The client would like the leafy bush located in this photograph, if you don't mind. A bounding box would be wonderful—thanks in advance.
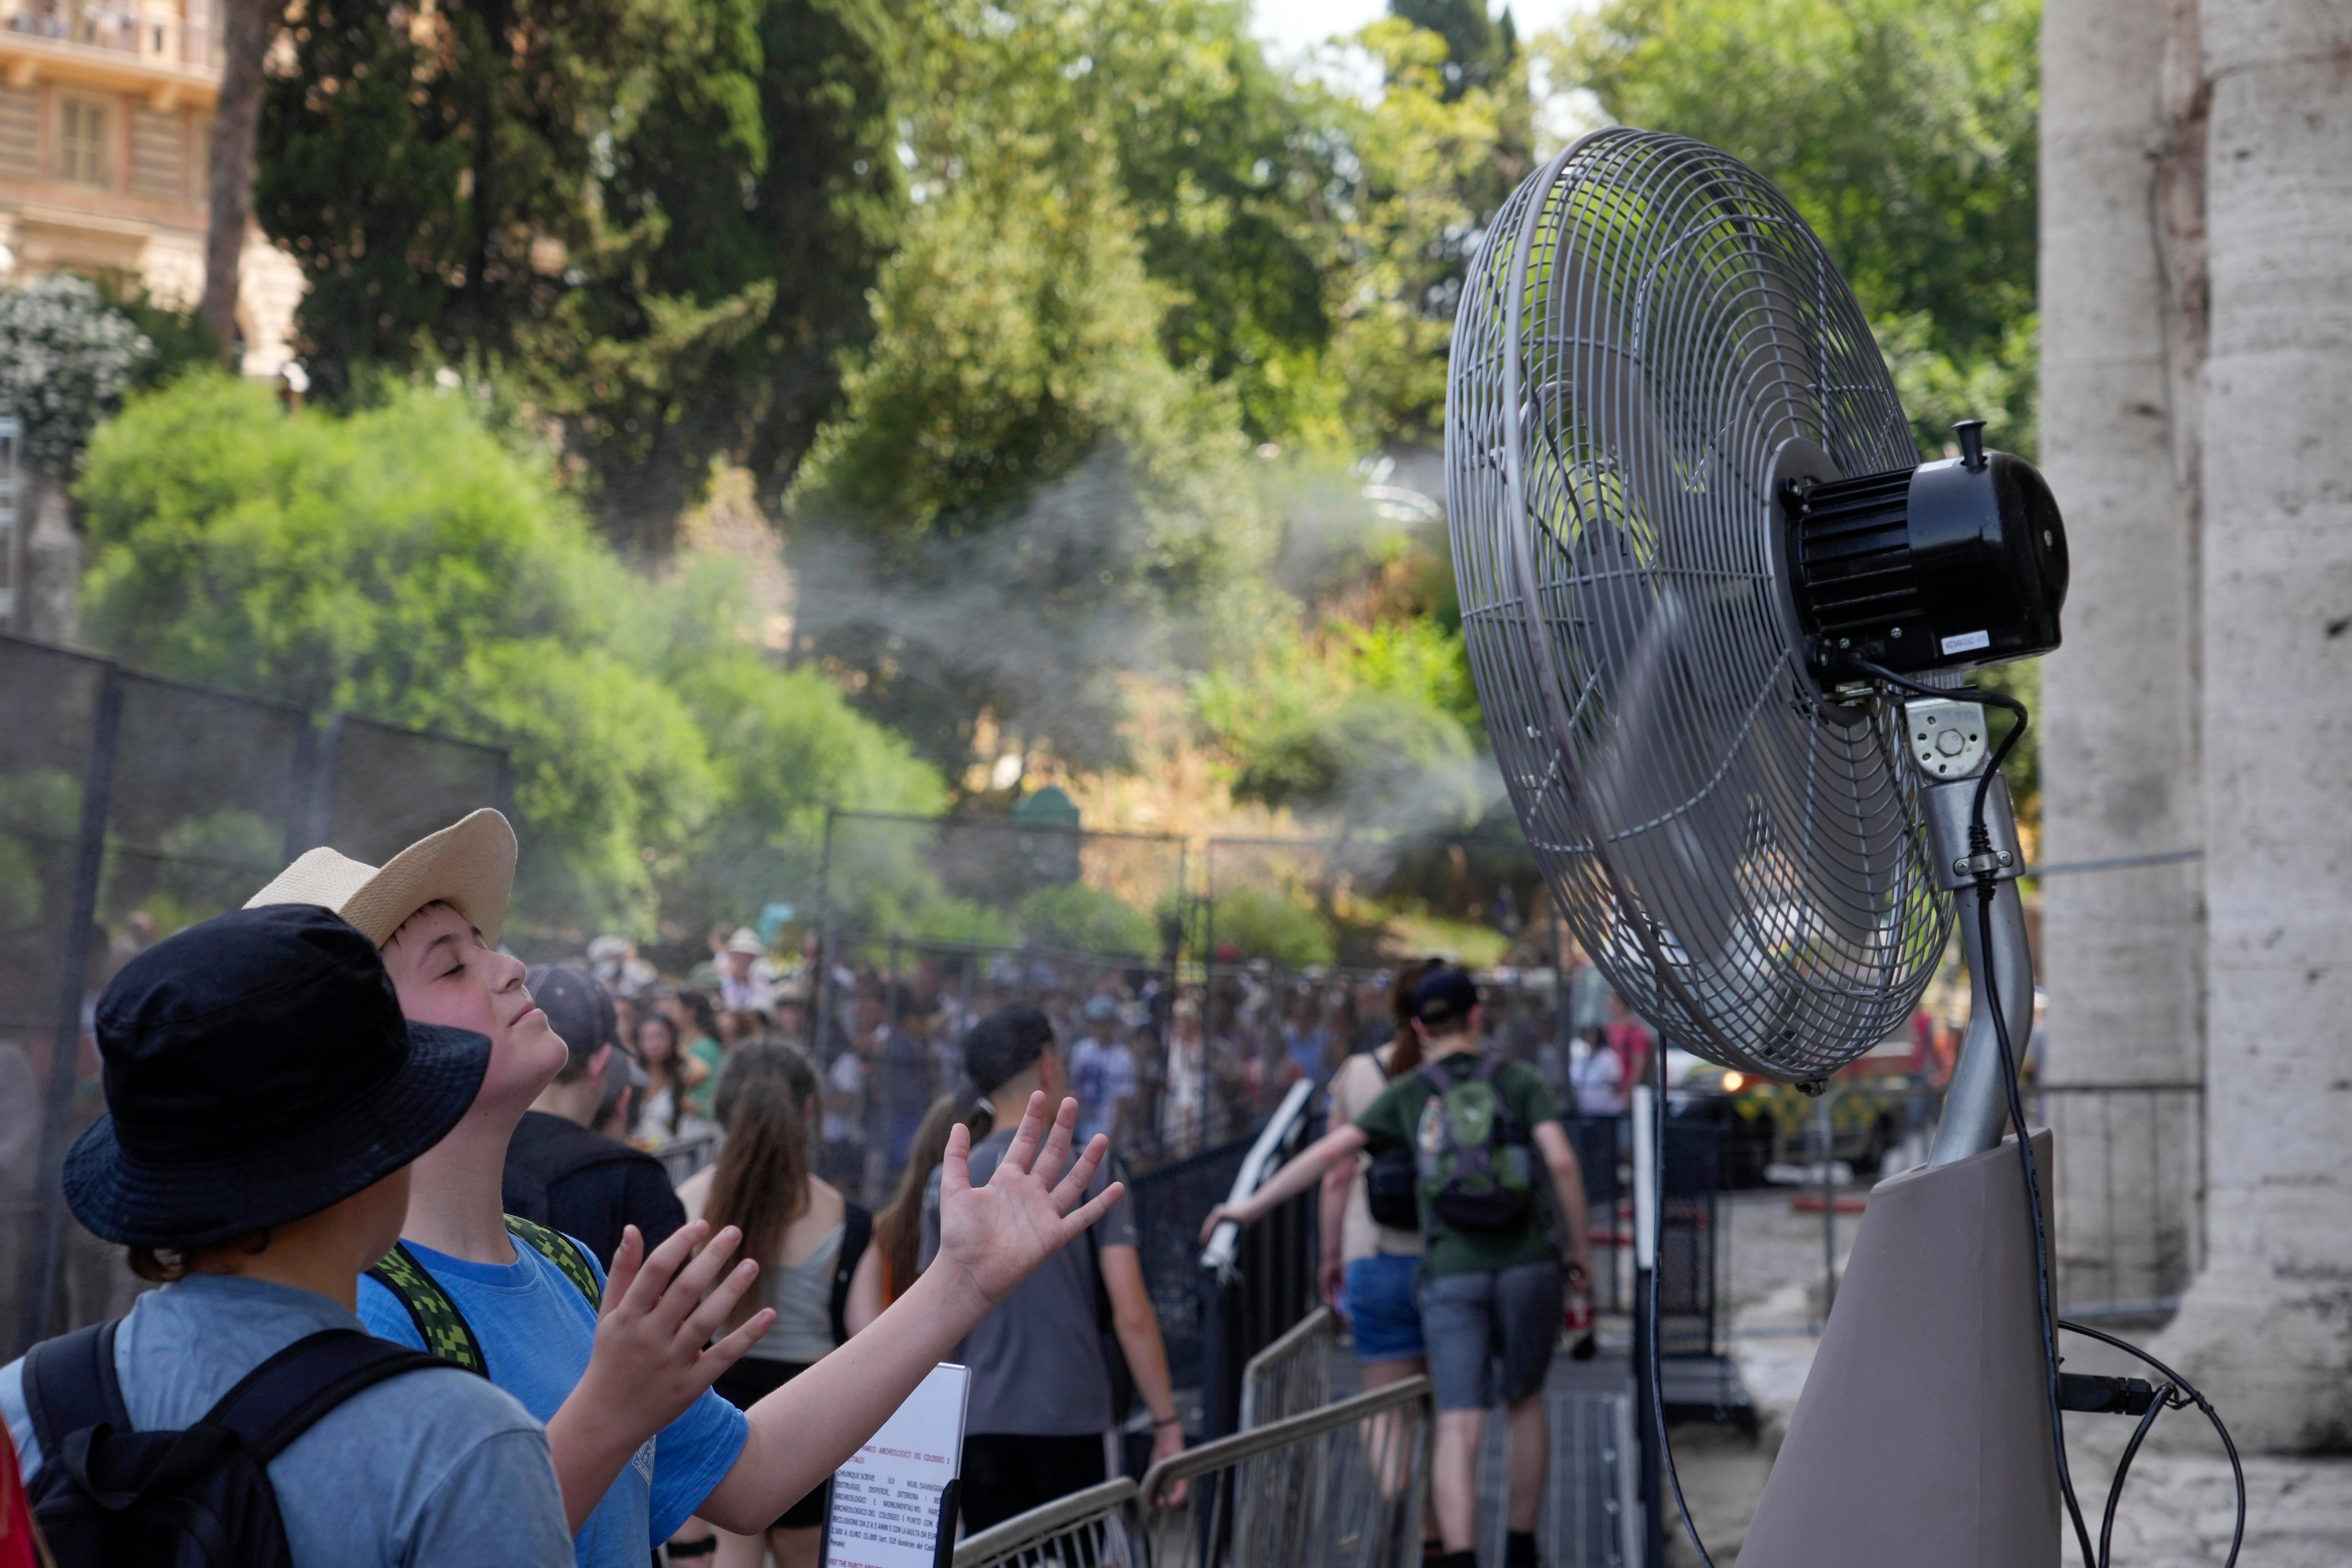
[1207,886,1336,968]
[77,373,947,937]
[1015,883,1159,958]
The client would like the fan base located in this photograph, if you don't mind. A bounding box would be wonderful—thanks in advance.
[1736,1130,2060,1568]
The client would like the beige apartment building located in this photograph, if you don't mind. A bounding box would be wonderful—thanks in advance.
[0,0,300,372]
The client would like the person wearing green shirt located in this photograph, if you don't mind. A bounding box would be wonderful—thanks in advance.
[1204,968,1592,1568]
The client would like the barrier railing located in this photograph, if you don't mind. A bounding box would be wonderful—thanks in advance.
[952,1478,1141,1568]
[1237,1304,1335,1430]
[1138,1376,1434,1568]
[1198,1078,1322,1435]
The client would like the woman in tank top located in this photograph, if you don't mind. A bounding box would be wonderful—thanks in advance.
[677,1041,882,1568]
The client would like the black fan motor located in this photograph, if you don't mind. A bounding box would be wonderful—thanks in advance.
[1781,420,2069,682]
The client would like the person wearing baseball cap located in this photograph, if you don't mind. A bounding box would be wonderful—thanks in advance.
[0,904,572,1566]
[1202,965,1595,1568]
[243,814,1129,1568]
[917,1006,1189,1534]
[501,964,686,1268]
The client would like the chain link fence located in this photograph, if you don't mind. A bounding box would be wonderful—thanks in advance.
[1,633,511,1356]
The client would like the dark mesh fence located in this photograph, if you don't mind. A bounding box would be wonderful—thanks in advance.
[1,634,511,1355]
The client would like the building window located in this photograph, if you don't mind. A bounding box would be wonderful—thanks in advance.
[54,94,112,188]
[190,112,211,204]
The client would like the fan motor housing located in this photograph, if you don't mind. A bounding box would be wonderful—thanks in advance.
[1782,421,2069,682]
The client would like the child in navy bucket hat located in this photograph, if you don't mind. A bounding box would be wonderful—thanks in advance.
[0,903,572,1566]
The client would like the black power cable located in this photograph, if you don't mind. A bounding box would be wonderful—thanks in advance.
[1851,659,2098,1563]
[1853,658,2248,1568]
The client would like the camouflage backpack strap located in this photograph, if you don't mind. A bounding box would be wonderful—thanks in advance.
[366,1242,489,1375]
[504,1214,603,1309]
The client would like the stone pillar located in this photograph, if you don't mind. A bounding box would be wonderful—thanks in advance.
[15,472,80,647]
[2154,0,2352,1452]
[2036,0,2204,1311]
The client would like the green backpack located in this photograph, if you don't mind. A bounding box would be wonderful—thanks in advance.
[367,1214,601,1375]
[1414,1056,1535,1232]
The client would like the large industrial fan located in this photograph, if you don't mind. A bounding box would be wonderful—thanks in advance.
[1445,129,2238,1568]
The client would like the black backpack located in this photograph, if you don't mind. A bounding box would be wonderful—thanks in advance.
[1364,1052,1423,1231]
[22,1320,446,1567]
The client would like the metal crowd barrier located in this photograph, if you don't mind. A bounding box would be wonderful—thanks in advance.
[1237,1304,1335,1430]
[952,1379,1435,1568]
[1140,1376,1433,1568]
[953,1478,1141,1568]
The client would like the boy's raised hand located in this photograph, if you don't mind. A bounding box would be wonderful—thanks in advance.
[547,1219,772,1531]
[932,1091,1122,1313]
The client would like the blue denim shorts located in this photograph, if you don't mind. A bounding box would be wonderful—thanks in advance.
[1342,1253,1426,1363]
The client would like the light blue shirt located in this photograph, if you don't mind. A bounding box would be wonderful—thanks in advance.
[2,1274,571,1568]
[357,1231,748,1566]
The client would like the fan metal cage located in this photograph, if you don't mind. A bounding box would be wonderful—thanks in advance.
[1447,129,1950,1083]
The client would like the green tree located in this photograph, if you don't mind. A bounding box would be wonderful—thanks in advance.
[1545,0,2040,455]
[75,373,943,935]
[1310,19,1532,449]
[255,0,904,554]
[784,3,1282,777]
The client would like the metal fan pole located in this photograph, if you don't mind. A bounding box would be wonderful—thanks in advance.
[1922,768,2037,1163]
[1739,712,2059,1568]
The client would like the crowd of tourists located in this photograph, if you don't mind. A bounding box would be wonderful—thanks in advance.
[0,806,1630,1568]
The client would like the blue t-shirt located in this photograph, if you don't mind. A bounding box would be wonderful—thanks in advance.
[357,1231,748,1566]
[2,1274,572,1568]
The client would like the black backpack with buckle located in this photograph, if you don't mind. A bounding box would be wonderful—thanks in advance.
[21,1320,446,1567]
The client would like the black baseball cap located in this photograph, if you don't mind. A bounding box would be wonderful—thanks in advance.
[63,904,491,1248]
[526,962,616,1075]
[963,1005,1056,1095]
[1413,967,1481,1030]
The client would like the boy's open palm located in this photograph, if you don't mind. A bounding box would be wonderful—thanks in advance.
[934,1093,1122,1310]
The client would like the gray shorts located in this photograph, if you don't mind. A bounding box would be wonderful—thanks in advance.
[1418,1259,1565,1411]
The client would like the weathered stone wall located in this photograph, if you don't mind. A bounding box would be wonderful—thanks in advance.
[2153,0,2352,1453]
[2037,0,2206,1310]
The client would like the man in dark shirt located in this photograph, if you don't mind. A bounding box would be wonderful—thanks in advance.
[501,964,685,1265]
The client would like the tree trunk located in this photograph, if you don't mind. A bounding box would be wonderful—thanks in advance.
[2154,0,2352,1451]
[198,0,280,364]
[2036,0,2206,1308]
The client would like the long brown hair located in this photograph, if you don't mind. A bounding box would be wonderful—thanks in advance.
[873,1092,993,1302]
[1387,958,1445,1077]
[702,1042,822,1325]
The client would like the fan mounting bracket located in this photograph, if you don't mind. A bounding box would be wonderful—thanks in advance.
[1904,698,1989,781]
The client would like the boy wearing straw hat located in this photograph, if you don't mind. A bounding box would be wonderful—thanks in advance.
[246,812,1122,1567]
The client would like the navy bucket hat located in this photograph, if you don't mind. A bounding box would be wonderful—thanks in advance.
[63,903,491,1249]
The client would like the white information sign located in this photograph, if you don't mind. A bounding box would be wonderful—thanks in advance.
[821,1362,971,1568]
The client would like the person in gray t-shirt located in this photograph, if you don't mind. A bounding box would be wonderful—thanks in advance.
[3,1274,567,1567]
[921,1005,1185,1534]
[2,904,572,1566]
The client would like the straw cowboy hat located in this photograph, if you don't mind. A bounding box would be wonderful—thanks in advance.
[244,808,518,946]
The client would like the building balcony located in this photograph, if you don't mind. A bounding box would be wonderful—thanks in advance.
[0,2,221,98]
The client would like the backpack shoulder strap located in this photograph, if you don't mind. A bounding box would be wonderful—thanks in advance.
[22,1321,127,1459]
[504,1215,602,1310]
[1415,1060,1453,1093]
[1475,1054,1531,1139]
[829,1203,873,1348]
[366,1242,489,1376]
[201,1329,448,1463]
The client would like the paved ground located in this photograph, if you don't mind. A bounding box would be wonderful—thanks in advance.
[1672,1185,2352,1568]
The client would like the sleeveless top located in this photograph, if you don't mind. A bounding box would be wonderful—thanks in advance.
[743,1224,843,1364]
